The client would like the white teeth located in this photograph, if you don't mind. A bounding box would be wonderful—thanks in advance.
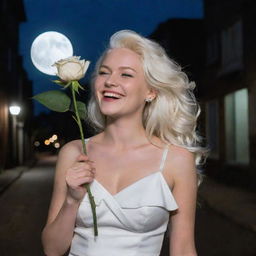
[103,92,121,99]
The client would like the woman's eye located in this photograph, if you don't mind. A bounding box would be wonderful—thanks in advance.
[98,71,108,75]
[121,73,133,77]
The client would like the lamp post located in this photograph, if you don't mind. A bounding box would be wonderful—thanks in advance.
[9,105,21,165]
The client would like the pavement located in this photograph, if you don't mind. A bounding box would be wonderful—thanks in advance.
[198,177,256,233]
[0,157,255,234]
[0,166,26,195]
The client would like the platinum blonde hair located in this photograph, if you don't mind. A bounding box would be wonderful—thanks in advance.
[87,30,207,177]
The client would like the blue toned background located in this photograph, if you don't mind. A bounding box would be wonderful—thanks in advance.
[19,0,203,115]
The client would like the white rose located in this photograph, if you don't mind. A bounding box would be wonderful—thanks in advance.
[53,56,90,82]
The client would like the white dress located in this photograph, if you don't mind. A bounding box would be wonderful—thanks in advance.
[69,140,178,256]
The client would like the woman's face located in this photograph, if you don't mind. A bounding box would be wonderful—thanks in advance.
[94,47,155,119]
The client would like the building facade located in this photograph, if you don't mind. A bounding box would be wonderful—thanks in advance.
[150,18,205,84]
[0,0,33,170]
[201,0,256,189]
[149,6,256,189]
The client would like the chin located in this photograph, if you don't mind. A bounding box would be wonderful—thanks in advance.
[100,110,121,119]
[98,101,123,116]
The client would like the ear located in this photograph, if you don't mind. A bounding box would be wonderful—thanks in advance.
[146,88,157,100]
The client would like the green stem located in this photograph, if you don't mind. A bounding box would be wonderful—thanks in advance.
[71,82,98,236]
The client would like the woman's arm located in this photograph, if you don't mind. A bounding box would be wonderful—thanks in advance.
[167,146,198,256]
[41,141,95,256]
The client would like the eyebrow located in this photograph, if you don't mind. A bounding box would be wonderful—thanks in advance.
[100,65,137,73]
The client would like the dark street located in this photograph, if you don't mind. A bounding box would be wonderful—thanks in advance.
[1,1,256,255]
[0,155,55,256]
[195,203,256,256]
[0,155,255,256]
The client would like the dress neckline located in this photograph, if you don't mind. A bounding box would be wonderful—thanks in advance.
[85,138,169,197]
[94,171,171,197]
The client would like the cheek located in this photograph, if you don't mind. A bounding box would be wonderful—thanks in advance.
[136,77,151,94]
[95,91,101,105]
[136,84,151,100]
[93,80,102,101]
[94,78,100,90]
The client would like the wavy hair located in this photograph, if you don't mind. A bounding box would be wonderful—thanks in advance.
[87,30,207,177]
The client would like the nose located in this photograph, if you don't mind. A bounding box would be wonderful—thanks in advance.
[105,73,118,87]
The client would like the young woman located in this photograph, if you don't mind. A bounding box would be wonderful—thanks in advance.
[42,30,205,256]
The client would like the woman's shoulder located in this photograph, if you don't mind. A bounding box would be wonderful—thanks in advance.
[57,139,86,163]
[59,134,101,155]
[168,144,195,163]
[165,145,196,177]
[60,139,82,153]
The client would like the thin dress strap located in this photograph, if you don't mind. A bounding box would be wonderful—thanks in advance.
[159,145,169,172]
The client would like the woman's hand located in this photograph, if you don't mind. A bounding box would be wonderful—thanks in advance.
[65,154,95,202]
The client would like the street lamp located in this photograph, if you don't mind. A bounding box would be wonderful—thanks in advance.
[9,105,21,165]
[9,105,21,116]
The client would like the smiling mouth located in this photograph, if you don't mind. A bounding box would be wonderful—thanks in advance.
[102,91,124,100]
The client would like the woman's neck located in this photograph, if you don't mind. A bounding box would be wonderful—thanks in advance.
[99,115,149,150]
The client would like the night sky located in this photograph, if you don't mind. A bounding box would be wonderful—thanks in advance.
[19,0,203,115]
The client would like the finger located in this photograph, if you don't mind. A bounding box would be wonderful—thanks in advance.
[91,167,96,174]
[72,161,95,171]
[73,163,96,174]
[74,169,95,179]
[66,174,94,188]
[74,176,94,186]
[77,155,95,166]
[77,154,90,162]
[71,165,95,175]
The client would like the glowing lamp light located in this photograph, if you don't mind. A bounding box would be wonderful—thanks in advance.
[34,141,40,147]
[44,139,50,146]
[9,106,21,115]
[52,134,58,141]
[54,142,60,149]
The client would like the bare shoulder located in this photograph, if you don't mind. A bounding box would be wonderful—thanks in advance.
[164,144,196,186]
[59,139,82,155]
[56,140,83,169]
[168,145,195,167]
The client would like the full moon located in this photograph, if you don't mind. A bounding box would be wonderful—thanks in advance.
[30,31,73,75]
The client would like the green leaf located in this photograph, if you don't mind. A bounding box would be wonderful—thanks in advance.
[33,90,71,112]
[76,101,87,120]
[78,83,85,91]
[52,80,67,86]
[63,81,72,89]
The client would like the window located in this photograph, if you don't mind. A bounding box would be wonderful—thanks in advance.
[220,19,243,75]
[224,88,249,164]
[206,100,219,159]
[206,33,219,65]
